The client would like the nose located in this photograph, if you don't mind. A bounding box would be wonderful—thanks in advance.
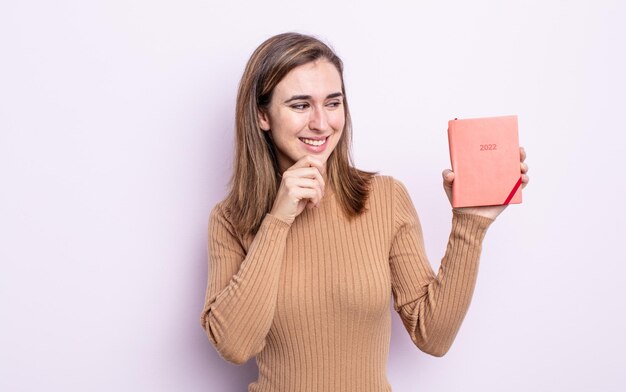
[308,105,330,132]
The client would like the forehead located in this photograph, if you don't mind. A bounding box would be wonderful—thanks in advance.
[273,59,342,98]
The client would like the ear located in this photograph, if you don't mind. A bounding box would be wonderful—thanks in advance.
[257,109,271,131]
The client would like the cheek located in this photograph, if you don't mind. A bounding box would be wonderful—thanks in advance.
[276,112,307,133]
[330,113,345,131]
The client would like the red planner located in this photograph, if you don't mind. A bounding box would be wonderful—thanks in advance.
[447,115,523,208]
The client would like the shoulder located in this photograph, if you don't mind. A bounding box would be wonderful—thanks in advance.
[366,175,415,219]
[368,174,410,199]
[368,174,392,192]
[370,175,416,213]
[208,200,239,238]
[366,175,417,230]
[209,199,227,221]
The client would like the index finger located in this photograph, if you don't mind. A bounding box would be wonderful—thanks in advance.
[291,155,326,176]
[520,146,526,162]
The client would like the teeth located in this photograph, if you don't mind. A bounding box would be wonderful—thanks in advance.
[301,137,327,146]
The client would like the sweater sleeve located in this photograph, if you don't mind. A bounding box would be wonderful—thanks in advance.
[200,203,291,365]
[389,178,494,357]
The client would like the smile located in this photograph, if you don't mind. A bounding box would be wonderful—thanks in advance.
[299,136,328,146]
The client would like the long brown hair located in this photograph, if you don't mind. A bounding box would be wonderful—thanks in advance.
[223,32,377,236]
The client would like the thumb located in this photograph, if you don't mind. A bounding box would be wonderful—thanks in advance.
[442,169,454,184]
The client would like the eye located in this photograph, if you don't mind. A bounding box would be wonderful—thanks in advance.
[326,100,342,109]
[290,102,309,110]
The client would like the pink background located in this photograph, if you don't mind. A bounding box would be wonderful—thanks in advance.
[1,0,624,390]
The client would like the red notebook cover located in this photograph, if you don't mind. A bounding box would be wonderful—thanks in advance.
[447,115,523,208]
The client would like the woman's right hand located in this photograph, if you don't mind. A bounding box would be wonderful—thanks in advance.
[269,155,326,225]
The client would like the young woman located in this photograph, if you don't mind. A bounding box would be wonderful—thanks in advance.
[200,32,530,391]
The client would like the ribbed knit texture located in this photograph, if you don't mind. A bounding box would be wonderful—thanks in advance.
[200,175,494,392]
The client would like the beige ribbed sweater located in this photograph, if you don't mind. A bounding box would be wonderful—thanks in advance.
[200,175,494,391]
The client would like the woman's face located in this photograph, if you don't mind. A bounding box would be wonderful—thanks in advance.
[258,59,345,174]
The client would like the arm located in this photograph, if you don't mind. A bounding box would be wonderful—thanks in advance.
[200,203,291,364]
[389,178,494,357]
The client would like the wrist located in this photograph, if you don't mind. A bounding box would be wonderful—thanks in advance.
[267,211,293,226]
[452,207,499,220]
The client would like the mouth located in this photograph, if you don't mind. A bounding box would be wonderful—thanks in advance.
[299,136,329,147]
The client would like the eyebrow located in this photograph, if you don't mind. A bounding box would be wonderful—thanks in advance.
[284,92,343,103]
